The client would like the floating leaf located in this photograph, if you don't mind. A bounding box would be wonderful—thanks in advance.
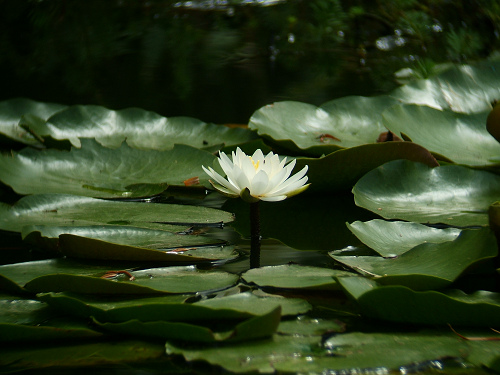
[353,160,500,226]
[248,96,397,156]
[0,139,219,197]
[293,141,438,192]
[347,220,462,257]
[26,266,240,295]
[30,104,257,149]
[0,194,234,233]
[391,59,500,113]
[38,291,310,323]
[242,264,356,291]
[93,306,281,343]
[331,228,497,290]
[338,277,500,326]
[0,296,101,343]
[165,329,467,374]
[382,105,500,166]
[0,98,67,147]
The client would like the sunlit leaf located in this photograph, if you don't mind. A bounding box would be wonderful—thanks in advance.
[0,98,66,147]
[347,220,462,257]
[353,160,500,226]
[331,228,497,290]
[391,59,500,113]
[0,139,219,197]
[0,194,234,233]
[382,105,500,166]
[248,96,397,156]
[32,104,257,149]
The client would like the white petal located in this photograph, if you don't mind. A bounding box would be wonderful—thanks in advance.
[268,166,308,195]
[260,195,287,202]
[249,170,270,196]
[203,166,239,193]
[252,149,265,162]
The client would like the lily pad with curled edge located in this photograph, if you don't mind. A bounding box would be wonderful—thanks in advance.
[25,266,240,295]
[337,276,500,327]
[0,296,102,343]
[353,160,500,226]
[382,105,500,166]
[0,139,219,198]
[37,291,310,323]
[241,264,356,291]
[165,328,467,374]
[248,96,398,156]
[92,306,281,343]
[0,98,67,147]
[347,220,462,258]
[330,227,497,290]
[0,194,234,233]
[35,104,257,150]
[390,58,500,114]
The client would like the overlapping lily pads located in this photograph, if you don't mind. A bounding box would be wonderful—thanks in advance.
[33,104,257,150]
[382,105,500,166]
[0,98,67,147]
[347,220,462,257]
[353,160,500,226]
[338,277,500,326]
[0,194,234,233]
[0,139,221,197]
[331,227,497,290]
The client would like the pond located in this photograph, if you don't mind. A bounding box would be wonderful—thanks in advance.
[1,0,500,374]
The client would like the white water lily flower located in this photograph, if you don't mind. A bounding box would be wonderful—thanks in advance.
[202,148,309,202]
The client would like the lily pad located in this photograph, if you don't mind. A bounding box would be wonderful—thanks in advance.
[382,105,500,166]
[0,139,219,198]
[37,291,310,323]
[93,306,281,343]
[165,329,467,374]
[36,104,257,149]
[347,220,462,257]
[0,296,102,343]
[0,194,234,233]
[353,160,500,226]
[331,228,497,290]
[338,276,500,326]
[248,96,397,156]
[0,98,67,147]
[391,59,500,113]
[293,141,438,192]
[25,266,240,294]
[242,264,356,290]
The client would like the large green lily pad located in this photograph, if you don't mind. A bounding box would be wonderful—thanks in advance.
[93,306,281,343]
[382,105,500,166]
[34,104,257,150]
[0,194,234,233]
[353,160,500,226]
[0,139,219,198]
[248,96,397,156]
[37,291,310,323]
[338,276,500,326]
[347,220,462,257]
[25,266,240,294]
[0,98,67,147]
[331,228,497,290]
[242,264,356,290]
[165,329,467,374]
[391,59,500,113]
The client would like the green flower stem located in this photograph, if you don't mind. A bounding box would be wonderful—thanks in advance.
[249,201,261,269]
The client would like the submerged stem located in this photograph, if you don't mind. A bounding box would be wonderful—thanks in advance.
[249,201,261,269]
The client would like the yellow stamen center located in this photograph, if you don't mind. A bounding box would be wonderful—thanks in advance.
[250,157,260,170]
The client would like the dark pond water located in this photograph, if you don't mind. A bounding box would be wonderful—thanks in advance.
[1,1,499,374]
